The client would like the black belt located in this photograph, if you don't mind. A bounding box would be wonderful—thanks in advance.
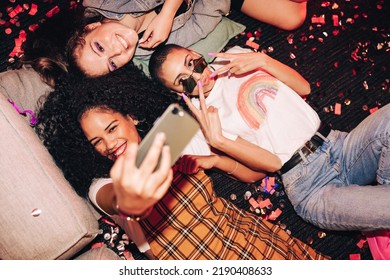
[280,124,332,174]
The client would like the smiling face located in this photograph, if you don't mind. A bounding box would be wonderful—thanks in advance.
[80,108,141,161]
[74,21,139,77]
[159,48,215,97]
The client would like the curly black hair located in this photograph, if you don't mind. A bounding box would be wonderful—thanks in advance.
[35,62,179,197]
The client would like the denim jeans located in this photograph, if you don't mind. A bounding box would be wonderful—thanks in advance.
[282,103,390,231]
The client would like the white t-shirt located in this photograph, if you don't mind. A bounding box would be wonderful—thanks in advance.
[182,46,321,164]
[89,178,151,254]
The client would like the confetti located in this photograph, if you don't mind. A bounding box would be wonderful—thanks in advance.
[334,102,342,115]
[245,39,259,50]
[349,254,361,260]
[31,208,42,217]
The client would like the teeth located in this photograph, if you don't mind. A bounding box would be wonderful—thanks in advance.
[116,35,128,49]
[114,143,126,157]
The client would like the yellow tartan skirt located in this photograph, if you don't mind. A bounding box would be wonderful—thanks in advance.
[141,171,329,260]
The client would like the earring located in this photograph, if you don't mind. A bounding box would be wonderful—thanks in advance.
[133,119,139,125]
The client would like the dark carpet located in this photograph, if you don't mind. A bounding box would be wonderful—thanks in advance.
[1,0,389,260]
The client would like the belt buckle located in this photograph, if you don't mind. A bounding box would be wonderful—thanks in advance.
[303,142,315,154]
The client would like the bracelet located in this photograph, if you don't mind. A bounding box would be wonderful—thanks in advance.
[114,200,153,222]
[227,161,239,175]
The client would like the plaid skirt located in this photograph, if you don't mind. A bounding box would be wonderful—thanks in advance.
[141,171,329,260]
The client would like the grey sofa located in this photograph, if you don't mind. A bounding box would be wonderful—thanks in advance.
[0,67,120,260]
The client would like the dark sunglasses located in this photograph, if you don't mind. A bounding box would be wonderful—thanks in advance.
[179,56,208,94]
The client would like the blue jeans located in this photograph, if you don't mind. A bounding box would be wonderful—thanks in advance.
[282,103,390,231]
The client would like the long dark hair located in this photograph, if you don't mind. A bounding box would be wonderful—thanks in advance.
[35,62,178,197]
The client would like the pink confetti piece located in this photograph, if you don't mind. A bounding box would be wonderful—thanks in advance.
[245,39,259,50]
[267,208,282,221]
[311,15,325,25]
[45,6,60,18]
[259,198,272,209]
[249,197,259,209]
[334,103,342,115]
[356,238,367,249]
[8,5,23,18]
[29,23,39,32]
[7,99,37,126]
[332,15,339,26]
[369,107,378,114]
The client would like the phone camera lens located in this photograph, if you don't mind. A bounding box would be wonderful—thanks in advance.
[172,107,179,115]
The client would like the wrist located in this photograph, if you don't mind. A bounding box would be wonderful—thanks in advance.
[227,160,239,175]
[113,198,153,222]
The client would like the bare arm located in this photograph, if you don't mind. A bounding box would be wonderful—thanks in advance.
[209,51,311,96]
[164,0,230,47]
[176,153,267,183]
[240,0,307,30]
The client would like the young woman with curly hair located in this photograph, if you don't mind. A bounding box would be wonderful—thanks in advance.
[36,61,328,260]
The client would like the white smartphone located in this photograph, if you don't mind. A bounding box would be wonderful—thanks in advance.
[135,103,200,168]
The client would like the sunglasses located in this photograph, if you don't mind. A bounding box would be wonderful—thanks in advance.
[179,56,208,94]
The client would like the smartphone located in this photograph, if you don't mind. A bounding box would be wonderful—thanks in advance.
[135,103,200,168]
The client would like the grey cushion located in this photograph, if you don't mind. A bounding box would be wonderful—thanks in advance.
[0,68,102,259]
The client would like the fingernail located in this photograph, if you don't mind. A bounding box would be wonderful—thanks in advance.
[210,72,217,78]
[208,52,215,56]
[197,80,203,89]
[156,132,166,140]
[181,93,187,100]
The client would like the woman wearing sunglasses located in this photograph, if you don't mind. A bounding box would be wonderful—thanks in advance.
[149,44,390,233]
[36,62,328,260]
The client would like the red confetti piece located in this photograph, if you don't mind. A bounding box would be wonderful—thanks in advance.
[349,253,361,260]
[332,15,339,26]
[8,5,23,18]
[46,6,60,18]
[311,15,325,25]
[19,30,27,40]
[334,103,342,115]
[28,23,39,32]
[369,107,379,114]
[249,197,259,209]
[5,28,12,35]
[28,3,38,16]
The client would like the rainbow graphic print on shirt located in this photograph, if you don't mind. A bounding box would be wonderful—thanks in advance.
[237,73,279,129]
